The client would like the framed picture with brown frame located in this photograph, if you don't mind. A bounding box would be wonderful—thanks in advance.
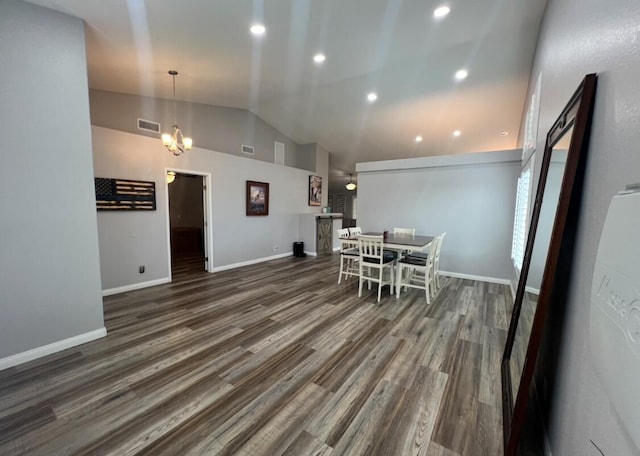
[246,180,269,216]
[309,175,322,206]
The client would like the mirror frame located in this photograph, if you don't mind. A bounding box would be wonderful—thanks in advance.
[501,73,597,455]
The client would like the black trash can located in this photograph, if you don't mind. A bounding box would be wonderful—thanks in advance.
[293,241,306,257]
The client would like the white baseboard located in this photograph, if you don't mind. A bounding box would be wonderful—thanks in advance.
[102,277,171,296]
[440,270,512,286]
[212,251,294,272]
[525,285,541,295]
[332,247,340,252]
[0,327,107,371]
[304,251,318,257]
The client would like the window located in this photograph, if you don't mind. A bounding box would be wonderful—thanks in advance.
[511,158,534,271]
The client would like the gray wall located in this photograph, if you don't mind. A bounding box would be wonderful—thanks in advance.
[0,1,104,358]
[357,154,520,281]
[296,143,318,172]
[527,0,640,454]
[527,158,565,291]
[93,126,326,291]
[90,89,307,169]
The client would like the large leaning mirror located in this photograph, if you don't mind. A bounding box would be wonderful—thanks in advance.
[501,73,597,455]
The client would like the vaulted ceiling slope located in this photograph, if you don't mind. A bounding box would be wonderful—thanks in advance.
[26,0,547,178]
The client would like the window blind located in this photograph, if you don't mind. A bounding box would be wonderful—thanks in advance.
[511,167,532,270]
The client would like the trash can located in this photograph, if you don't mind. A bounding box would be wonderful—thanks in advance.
[293,241,306,257]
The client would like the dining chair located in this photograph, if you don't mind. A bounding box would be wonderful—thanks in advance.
[357,234,396,302]
[349,226,362,236]
[433,231,446,290]
[406,232,445,292]
[393,227,415,235]
[395,238,437,303]
[392,227,416,254]
[337,228,359,284]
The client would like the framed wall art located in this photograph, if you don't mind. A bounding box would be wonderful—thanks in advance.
[309,175,322,206]
[246,180,269,216]
[94,177,156,211]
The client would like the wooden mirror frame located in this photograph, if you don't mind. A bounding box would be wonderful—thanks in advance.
[501,74,597,455]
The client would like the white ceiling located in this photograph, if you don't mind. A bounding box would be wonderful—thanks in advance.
[26,0,547,187]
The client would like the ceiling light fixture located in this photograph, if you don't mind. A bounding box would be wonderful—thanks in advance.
[161,70,192,156]
[454,69,468,81]
[313,53,326,63]
[166,171,176,184]
[250,23,266,36]
[433,5,450,18]
[367,92,378,102]
[345,173,357,191]
[453,130,462,137]
[500,131,509,137]
[415,135,423,143]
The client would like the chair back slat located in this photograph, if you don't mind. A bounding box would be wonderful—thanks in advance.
[357,234,384,264]
[393,227,415,235]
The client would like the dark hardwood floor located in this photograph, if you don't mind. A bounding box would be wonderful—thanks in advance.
[0,254,510,455]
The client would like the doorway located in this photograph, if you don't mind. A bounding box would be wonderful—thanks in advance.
[167,171,209,276]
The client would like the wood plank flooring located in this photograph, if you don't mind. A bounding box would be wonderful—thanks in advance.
[0,254,509,455]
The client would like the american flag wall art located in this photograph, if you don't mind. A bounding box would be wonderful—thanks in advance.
[94,177,156,211]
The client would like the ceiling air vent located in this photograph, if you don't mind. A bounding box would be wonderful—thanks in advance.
[137,118,161,134]
[241,144,255,155]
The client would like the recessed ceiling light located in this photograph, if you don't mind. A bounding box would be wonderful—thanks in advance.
[454,69,468,81]
[367,92,378,102]
[313,53,326,64]
[453,130,461,137]
[433,5,450,18]
[500,131,509,137]
[415,135,423,143]
[250,24,266,36]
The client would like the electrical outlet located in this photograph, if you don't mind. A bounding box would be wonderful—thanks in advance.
[273,244,278,251]
[139,265,145,274]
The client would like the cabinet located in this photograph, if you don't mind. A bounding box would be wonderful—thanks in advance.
[298,213,343,256]
[316,217,333,254]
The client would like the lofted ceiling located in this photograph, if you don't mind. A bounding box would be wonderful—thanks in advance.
[26,0,547,189]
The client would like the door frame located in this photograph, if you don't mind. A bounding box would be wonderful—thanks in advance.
[164,167,214,278]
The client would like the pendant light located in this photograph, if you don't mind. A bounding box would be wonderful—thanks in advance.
[161,70,192,156]
[345,173,357,191]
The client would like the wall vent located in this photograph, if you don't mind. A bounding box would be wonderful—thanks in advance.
[241,144,255,155]
[137,118,161,134]
[274,142,285,165]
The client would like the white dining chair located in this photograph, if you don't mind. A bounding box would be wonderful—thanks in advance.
[395,238,437,303]
[392,227,416,254]
[406,232,445,290]
[357,234,396,302]
[393,227,415,235]
[337,228,359,284]
[349,226,362,236]
[433,232,446,290]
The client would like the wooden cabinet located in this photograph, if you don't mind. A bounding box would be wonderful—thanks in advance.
[316,217,333,254]
[298,213,343,256]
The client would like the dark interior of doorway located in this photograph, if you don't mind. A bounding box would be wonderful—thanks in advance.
[168,172,206,276]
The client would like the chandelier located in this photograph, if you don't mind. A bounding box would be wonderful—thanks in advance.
[345,173,357,191]
[161,70,192,156]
